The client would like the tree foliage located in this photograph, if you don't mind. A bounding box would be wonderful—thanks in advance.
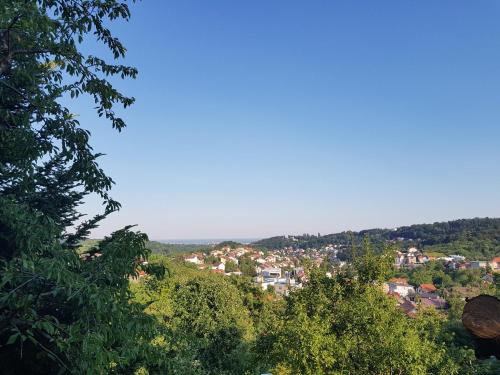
[1,1,499,374]
[131,260,258,374]
[260,257,461,375]
[0,1,161,373]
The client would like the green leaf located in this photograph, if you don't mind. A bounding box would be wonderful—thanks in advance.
[7,333,20,345]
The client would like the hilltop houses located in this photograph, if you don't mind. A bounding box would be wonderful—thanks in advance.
[177,238,497,310]
[394,246,500,276]
[444,256,500,272]
[394,248,430,269]
[178,242,327,294]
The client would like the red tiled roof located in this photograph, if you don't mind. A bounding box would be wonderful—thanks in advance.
[419,283,437,292]
[491,257,500,263]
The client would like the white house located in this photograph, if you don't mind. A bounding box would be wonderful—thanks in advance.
[262,267,281,278]
[185,255,203,265]
[408,247,418,253]
[211,262,225,271]
[385,279,415,297]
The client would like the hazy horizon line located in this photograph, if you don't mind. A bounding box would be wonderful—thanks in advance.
[149,216,499,244]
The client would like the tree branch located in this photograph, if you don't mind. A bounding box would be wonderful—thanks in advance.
[6,14,23,32]
[12,48,52,56]
[0,79,26,98]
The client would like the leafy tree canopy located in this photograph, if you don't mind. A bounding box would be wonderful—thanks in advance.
[0,1,162,373]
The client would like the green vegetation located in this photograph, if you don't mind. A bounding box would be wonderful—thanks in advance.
[76,239,101,254]
[78,239,209,256]
[393,260,495,292]
[129,249,499,374]
[138,241,208,256]
[238,255,257,277]
[267,275,457,374]
[254,218,500,260]
[0,1,162,373]
[133,262,255,374]
[214,241,244,249]
[1,1,498,373]
[225,260,238,272]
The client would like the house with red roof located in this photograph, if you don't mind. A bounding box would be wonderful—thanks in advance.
[418,283,437,293]
[490,257,500,272]
[417,283,439,299]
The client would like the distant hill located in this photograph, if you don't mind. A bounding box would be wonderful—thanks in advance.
[146,241,209,255]
[253,218,500,260]
[214,241,244,249]
[78,239,209,256]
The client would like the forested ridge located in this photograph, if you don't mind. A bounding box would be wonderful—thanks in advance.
[254,218,500,260]
[78,239,208,256]
[1,1,499,374]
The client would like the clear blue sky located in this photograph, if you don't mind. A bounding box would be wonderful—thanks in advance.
[77,0,500,240]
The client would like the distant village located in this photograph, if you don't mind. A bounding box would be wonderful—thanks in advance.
[183,244,316,296]
[388,248,499,316]
[180,242,500,315]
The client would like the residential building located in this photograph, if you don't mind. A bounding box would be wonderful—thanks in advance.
[262,267,281,278]
[184,254,203,265]
[385,278,415,298]
[417,283,437,294]
[469,261,487,269]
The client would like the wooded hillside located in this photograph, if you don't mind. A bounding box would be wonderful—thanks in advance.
[254,218,500,260]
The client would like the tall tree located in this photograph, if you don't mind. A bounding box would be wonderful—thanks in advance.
[0,1,156,373]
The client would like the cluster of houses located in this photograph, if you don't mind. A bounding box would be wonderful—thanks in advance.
[389,250,500,316]
[444,256,500,272]
[181,242,499,300]
[395,248,500,273]
[184,250,240,274]
[394,247,431,268]
[253,267,305,296]
[182,244,339,295]
[383,278,448,316]
[184,245,254,275]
